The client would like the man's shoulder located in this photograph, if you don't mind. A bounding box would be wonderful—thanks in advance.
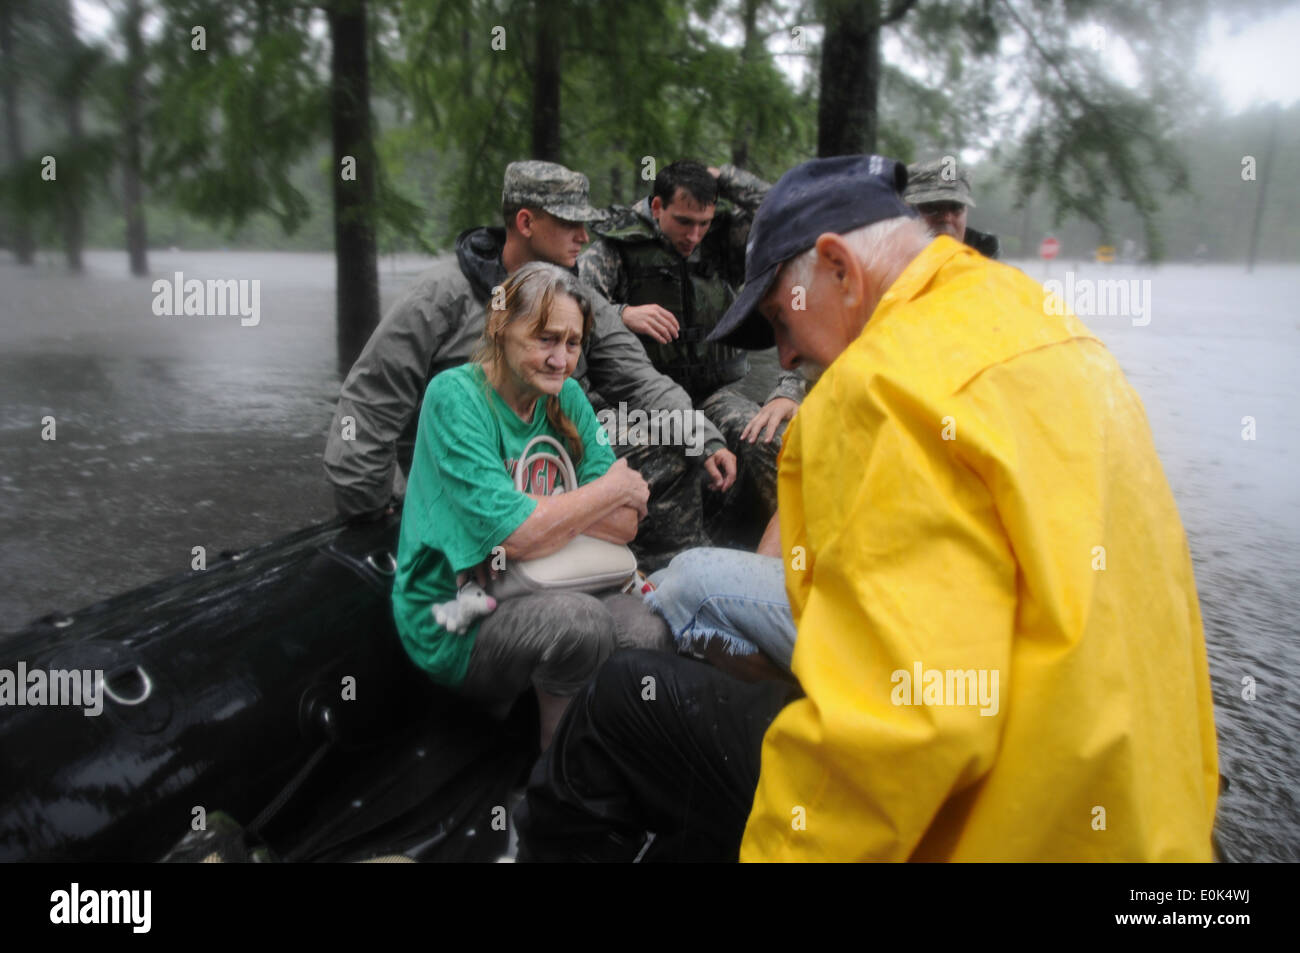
[590,203,656,243]
[402,254,473,300]
[375,253,477,332]
[863,246,1097,392]
[578,236,628,297]
[578,237,622,265]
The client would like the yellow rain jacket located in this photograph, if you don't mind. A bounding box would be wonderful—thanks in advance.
[741,237,1218,861]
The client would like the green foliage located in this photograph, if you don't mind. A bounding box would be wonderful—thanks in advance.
[6,0,1298,267]
[147,1,328,233]
[0,0,114,235]
[384,0,817,239]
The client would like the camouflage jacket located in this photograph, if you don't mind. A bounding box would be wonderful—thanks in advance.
[579,164,806,407]
[323,226,726,519]
[965,226,1000,259]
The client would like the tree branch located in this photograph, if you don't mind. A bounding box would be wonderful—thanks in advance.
[880,0,919,27]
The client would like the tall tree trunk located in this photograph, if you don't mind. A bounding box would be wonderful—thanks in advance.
[54,0,84,272]
[817,0,879,156]
[731,0,761,168]
[1245,108,1278,274]
[531,0,561,161]
[121,0,148,276]
[327,0,381,374]
[1,0,35,264]
[608,162,622,206]
[1019,194,1034,259]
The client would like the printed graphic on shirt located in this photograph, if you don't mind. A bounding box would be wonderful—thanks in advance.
[506,456,569,495]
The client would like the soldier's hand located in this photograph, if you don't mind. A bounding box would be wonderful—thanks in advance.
[622,304,680,344]
[703,448,737,493]
[741,397,797,444]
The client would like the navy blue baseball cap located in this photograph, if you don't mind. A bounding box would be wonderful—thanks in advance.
[708,154,916,350]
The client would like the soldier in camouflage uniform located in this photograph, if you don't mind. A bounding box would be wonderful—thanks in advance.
[324,161,732,574]
[580,160,805,557]
[903,158,1000,258]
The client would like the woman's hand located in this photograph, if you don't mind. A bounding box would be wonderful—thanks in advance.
[460,561,501,591]
[502,459,649,559]
[601,458,651,519]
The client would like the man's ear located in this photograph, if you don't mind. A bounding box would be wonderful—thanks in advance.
[649,195,664,217]
[515,208,536,237]
[813,233,865,309]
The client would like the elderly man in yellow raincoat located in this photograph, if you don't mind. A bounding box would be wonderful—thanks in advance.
[715,155,1219,861]
[514,155,1219,863]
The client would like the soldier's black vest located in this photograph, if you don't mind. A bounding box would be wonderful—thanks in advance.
[598,207,749,401]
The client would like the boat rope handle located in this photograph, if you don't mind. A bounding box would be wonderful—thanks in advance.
[103,665,153,707]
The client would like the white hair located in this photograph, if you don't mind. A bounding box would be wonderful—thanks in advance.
[780,215,932,291]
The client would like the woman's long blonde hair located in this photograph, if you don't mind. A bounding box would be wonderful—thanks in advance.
[474,261,596,465]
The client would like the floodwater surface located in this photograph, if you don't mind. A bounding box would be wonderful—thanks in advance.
[1,250,1297,860]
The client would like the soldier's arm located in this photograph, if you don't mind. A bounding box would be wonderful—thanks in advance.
[577,240,625,305]
[713,164,772,286]
[716,163,771,215]
[323,286,450,519]
[765,369,807,406]
[581,288,726,456]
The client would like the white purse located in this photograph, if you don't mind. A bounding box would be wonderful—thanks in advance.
[487,435,638,600]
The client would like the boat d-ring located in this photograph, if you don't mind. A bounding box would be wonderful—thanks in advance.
[365,550,396,575]
[103,665,154,707]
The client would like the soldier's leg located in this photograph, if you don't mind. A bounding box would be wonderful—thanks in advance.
[611,438,711,575]
[697,387,784,549]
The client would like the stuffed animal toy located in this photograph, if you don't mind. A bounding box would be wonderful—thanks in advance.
[432,581,498,634]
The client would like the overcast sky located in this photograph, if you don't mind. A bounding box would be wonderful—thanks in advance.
[1200,7,1300,110]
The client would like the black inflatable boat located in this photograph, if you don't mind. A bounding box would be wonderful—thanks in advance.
[0,512,537,862]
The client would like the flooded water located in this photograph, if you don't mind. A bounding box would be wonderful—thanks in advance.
[1,250,1297,861]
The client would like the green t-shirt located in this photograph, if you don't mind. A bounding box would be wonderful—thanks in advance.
[391,363,617,687]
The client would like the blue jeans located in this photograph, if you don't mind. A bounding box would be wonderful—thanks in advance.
[645,547,796,671]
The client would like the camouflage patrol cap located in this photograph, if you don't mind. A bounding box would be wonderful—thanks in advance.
[502,160,605,223]
[902,157,976,208]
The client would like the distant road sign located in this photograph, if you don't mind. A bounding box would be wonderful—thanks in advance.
[1039,237,1061,260]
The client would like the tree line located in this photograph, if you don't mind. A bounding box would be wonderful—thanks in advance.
[1,0,1289,370]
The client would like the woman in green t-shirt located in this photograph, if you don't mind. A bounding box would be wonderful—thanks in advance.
[392,261,662,750]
